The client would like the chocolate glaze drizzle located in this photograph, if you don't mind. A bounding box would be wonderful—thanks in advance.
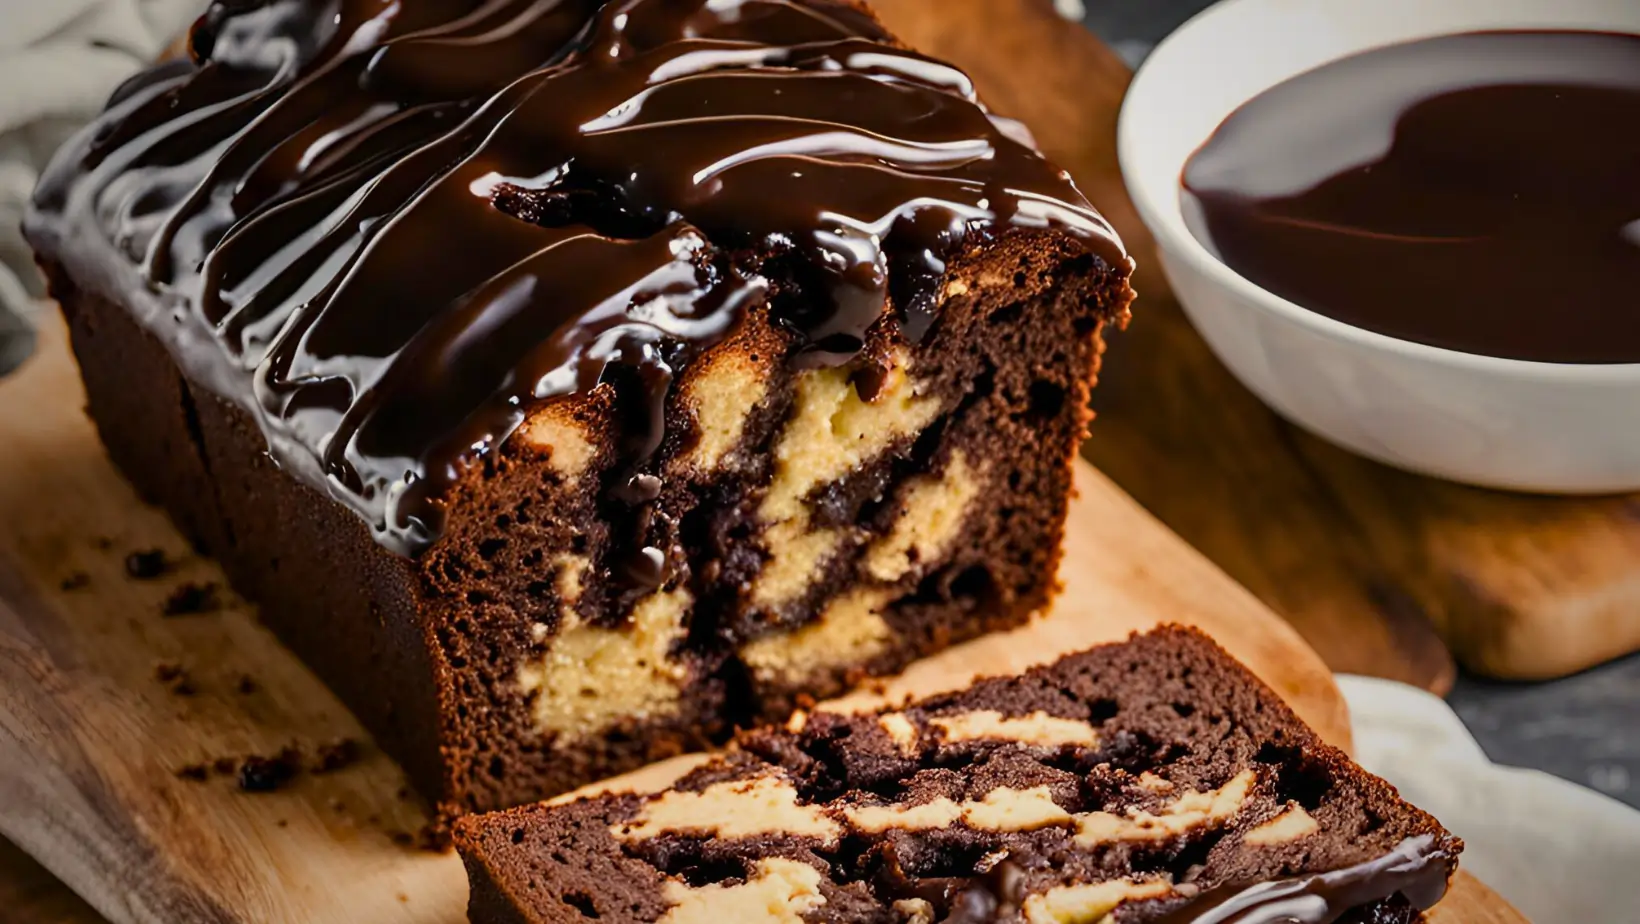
[875,835,1451,923]
[1153,836,1455,924]
[27,0,1127,565]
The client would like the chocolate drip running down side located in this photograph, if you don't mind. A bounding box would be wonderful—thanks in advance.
[27,0,1129,581]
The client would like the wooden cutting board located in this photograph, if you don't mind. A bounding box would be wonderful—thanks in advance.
[0,313,1525,923]
[0,0,1519,921]
[0,309,1353,924]
[898,0,1640,688]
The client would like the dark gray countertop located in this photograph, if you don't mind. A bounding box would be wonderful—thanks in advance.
[1078,0,1640,810]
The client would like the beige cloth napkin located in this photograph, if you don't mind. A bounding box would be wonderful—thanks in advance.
[0,0,199,374]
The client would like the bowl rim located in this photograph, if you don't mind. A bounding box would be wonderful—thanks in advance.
[1116,0,1640,381]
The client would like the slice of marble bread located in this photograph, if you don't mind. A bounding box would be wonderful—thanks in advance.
[454,627,1462,923]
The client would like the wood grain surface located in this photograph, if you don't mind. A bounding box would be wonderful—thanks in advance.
[0,0,1524,921]
[899,0,1640,688]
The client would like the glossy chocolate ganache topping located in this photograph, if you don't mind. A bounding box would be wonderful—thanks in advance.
[27,0,1127,557]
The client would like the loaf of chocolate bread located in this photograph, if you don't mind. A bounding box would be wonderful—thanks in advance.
[24,0,1134,824]
[456,627,1461,923]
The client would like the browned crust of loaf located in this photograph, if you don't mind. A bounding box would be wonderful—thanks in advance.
[43,260,725,820]
[45,260,450,804]
[462,852,535,924]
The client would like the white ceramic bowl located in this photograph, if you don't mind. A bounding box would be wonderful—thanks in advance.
[1118,0,1640,494]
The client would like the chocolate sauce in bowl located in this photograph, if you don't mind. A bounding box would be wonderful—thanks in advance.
[1182,30,1640,364]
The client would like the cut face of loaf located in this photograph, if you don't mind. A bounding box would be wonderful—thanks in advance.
[25,0,1134,824]
[427,231,1124,809]
[455,628,1463,924]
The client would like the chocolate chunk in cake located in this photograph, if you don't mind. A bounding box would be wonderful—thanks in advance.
[237,748,302,793]
[455,628,1461,923]
[152,661,196,696]
[25,0,1133,823]
[122,549,168,580]
[161,581,221,616]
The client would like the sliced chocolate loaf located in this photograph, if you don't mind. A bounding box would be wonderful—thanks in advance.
[456,627,1461,923]
[23,0,1134,822]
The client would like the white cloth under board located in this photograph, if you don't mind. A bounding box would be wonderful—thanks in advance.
[1342,674,1640,923]
[0,0,200,373]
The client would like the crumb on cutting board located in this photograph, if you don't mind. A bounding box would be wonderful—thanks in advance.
[162,581,220,616]
[312,737,361,774]
[152,662,195,696]
[123,548,168,579]
[237,748,302,793]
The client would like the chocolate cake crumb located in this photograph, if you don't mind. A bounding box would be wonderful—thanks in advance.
[175,763,209,782]
[153,662,195,696]
[123,548,168,579]
[391,831,415,847]
[414,824,445,852]
[212,757,238,776]
[312,738,361,774]
[58,571,90,591]
[237,748,301,793]
[162,581,220,616]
